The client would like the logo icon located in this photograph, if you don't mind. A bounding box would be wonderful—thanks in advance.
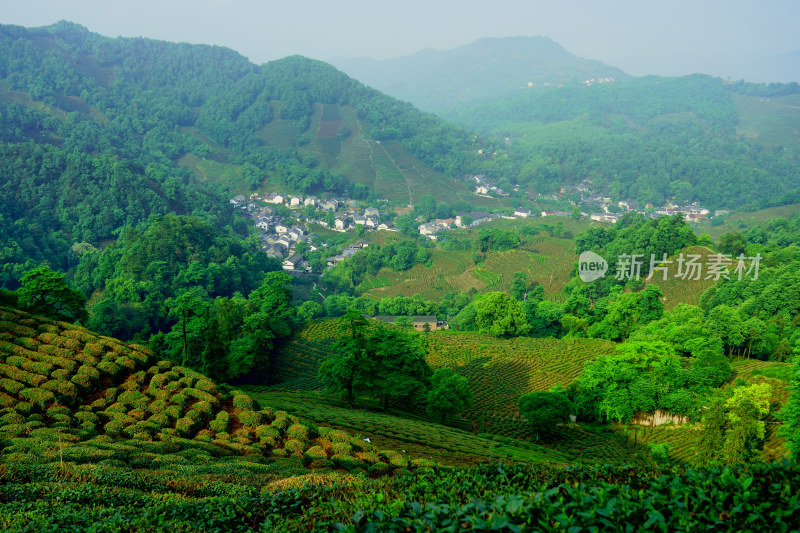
[578,251,608,282]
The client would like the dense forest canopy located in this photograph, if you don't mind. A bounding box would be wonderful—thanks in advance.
[442,75,800,210]
[0,21,491,284]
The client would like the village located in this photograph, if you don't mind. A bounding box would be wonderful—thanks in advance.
[470,175,720,225]
[230,177,720,275]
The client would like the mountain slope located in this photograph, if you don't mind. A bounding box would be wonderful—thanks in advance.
[331,36,631,111]
[0,21,494,281]
[0,306,431,474]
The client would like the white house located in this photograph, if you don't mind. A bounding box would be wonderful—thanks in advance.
[514,208,532,218]
[275,223,289,234]
[364,207,379,218]
[289,196,302,207]
[256,220,270,231]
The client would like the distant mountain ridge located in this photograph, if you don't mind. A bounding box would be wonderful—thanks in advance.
[330,36,631,111]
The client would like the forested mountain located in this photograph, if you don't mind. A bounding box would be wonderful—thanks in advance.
[0,21,494,285]
[331,36,630,112]
[442,75,800,211]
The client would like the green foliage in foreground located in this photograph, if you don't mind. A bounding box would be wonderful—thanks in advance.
[1,461,799,531]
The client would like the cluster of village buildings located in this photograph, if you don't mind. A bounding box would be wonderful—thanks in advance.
[229,192,390,274]
[535,180,719,224]
[230,177,720,272]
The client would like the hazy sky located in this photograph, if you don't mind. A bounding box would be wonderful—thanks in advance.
[3,0,799,81]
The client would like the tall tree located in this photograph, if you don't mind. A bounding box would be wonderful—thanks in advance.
[427,367,473,424]
[474,291,531,337]
[15,265,87,323]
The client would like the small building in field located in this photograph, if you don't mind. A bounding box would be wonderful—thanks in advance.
[372,315,448,331]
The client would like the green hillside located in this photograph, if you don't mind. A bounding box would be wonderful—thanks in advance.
[441,75,800,212]
[0,307,432,475]
[266,319,651,464]
[0,21,492,279]
[359,218,588,302]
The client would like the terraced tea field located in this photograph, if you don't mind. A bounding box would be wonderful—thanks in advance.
[647,246,719,310]
[359,231,578,301]
[426,333,616,439]
[242,389,572,467]
[0,308,428,476]
[270,321,630,459]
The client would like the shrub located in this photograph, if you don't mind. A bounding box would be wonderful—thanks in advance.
[115,356,137,371]
[183,387,218,405]
[255,424,279,439]
[46,405,71,416]
[36,332,58,343]
[128,409,147,421]
[175,417,197,437]
[209,411,229,433]
[233,428,254,444]
[7,355,53,375]
[237,410,263,427]
[147,413,172,428]
[356,451,381,465]
[304,445,328,462]
[170,393,189,408]
[0,412,25,425]
[232,392,257,411]
[50,368,71,381]
[332,442,353,456]
[195,379,217,394]
[163,405,182,420]
[149,389,170,401]
[75,411,99,425]
[0,392,16,407]
[50,413,72,425]
[19,388,55,409]
[0,378,25,394]
[271,415,290,431]
[0,364,46,387]
[271,448,288,458]
[326,429,352,444]
[97,361,122,377]
[105,402,128,413]
[284,439,305,456]
[83,343,104,357]
[41,380,78,399]
[104,421,125,438]
[380,450,408,468]
[0,424,27,437]
[70,373,93,390]
[118,390,149,410]
[286,423,309,442]
[190,401,214,419]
